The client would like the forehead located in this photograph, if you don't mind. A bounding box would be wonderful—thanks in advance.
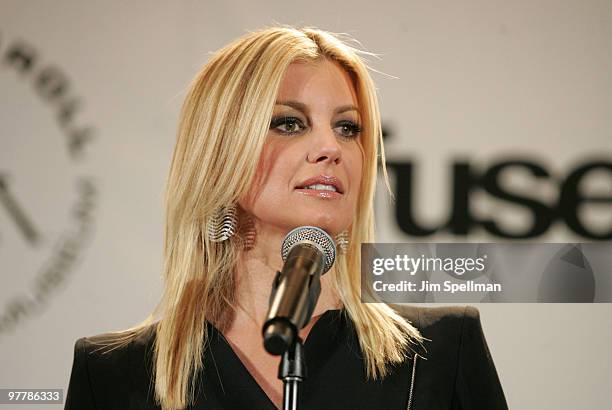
[276,59,359,108]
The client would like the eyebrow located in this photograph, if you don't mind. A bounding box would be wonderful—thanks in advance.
[275,100,361,116]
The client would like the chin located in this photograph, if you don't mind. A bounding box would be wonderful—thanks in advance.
[295,213,348,236]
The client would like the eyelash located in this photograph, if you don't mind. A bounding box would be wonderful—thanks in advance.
[270,116,362,139]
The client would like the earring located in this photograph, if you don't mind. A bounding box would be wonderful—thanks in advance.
[239,210,257,251]
[334,229,350,255]
[206,204,238,242]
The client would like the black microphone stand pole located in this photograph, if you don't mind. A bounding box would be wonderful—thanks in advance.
[263,266,323,410]
[279,336,306,410]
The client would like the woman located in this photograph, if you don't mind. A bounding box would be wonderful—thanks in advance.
[65,26,507,410]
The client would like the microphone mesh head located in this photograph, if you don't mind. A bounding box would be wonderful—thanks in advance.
[281,226,337,274]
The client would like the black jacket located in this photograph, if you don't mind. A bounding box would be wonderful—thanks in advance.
[65,305,507,409]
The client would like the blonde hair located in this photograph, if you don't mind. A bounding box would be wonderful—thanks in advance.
[115,26,422,410]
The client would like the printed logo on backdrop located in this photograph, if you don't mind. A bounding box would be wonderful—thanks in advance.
[0,33,98,336]
[380,128,612,240]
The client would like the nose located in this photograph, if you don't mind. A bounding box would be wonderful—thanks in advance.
[306,129,342,165]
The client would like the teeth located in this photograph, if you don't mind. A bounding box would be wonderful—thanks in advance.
[304,184,337,192]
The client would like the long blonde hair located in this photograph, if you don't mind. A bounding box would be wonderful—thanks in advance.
[118,26,422,410]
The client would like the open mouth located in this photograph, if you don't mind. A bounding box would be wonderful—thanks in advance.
[300,184,339,193]
[295,175,344,195]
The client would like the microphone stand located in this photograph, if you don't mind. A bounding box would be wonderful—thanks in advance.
[263,229,336,410]
[279,336,306,410]
[263,266,323,410]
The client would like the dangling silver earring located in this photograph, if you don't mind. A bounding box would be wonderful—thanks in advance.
[239,209,257,251]
[206,204,238,242]
[335,229,350,254]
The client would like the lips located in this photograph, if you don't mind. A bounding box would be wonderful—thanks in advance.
[295,175,344,194]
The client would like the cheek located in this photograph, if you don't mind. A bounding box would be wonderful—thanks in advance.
[241,141,289,209]
[348,145,364,197]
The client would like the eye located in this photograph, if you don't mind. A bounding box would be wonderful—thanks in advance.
[270,116,307,135]
[334,120,362,139]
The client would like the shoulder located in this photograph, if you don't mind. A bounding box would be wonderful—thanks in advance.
[65,324,158,409]
[392,304,482,348]
[76,323,157,372]
[390,305,487,375]
[391,305,508,409]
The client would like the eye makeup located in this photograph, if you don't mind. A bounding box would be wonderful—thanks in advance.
[333,119,362,139]
[270,102,362,139]
[270,116,308,135]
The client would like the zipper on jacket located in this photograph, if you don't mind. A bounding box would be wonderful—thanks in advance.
[406,354,418,410]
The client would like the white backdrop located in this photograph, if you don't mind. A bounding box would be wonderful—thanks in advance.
[1,1,611,409]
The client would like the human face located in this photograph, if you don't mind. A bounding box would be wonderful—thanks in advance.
[240,59,364,237]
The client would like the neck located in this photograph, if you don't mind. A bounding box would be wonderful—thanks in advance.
[229,223,341,333]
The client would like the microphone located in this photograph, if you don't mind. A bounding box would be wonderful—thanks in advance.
[262,226,336,355]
